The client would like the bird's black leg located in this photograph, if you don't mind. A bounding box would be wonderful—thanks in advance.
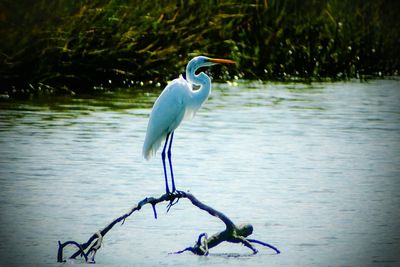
[167,132,176,192]
[161,133,171,194]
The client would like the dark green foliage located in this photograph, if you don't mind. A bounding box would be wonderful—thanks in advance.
[1,0,399,96]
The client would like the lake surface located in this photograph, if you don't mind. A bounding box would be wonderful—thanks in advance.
[0,80,399,266]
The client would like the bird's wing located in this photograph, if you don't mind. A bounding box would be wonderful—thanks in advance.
[143,77,190,160]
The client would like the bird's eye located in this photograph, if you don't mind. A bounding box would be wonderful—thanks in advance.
[195,67,207,75]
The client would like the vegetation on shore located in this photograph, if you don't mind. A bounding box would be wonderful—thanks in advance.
[1,0,399,97]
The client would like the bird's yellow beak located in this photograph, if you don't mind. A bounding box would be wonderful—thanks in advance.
[208,58,236,64]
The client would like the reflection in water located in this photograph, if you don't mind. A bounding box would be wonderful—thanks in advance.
[0,80,399,266]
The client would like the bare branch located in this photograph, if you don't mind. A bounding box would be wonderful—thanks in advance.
[247,238,281,254]
[57,191,279,263]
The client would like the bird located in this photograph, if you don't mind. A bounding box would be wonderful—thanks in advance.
[143,56,235,194]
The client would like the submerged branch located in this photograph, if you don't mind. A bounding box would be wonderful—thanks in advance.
[57,191,279,263]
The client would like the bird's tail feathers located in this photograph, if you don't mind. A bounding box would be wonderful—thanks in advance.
[142,134,164,160]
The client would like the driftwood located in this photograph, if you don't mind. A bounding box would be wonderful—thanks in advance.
[57,191,280,263]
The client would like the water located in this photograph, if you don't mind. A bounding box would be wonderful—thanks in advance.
[0,80,399,266]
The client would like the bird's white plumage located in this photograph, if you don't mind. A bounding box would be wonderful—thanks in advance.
[142,56,234,161]
[143,76,193,160]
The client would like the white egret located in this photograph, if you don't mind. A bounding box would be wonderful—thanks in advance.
[143,56,235,194]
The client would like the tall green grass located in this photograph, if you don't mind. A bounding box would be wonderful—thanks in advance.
[1,0,399,96]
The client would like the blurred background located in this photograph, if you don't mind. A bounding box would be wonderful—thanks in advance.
[1,0,399,97]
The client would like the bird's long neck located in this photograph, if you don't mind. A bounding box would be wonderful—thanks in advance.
[186,67,211,110]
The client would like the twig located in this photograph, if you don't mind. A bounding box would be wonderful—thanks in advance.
[57,191,279,263]
[247,238,281,254]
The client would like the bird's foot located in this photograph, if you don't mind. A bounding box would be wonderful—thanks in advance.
[166,190,186,212]
[166,198,179,212]
[172,189,186,197]
[165,189,185,198]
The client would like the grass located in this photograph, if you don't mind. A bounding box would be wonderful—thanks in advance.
[1,0,399,97]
